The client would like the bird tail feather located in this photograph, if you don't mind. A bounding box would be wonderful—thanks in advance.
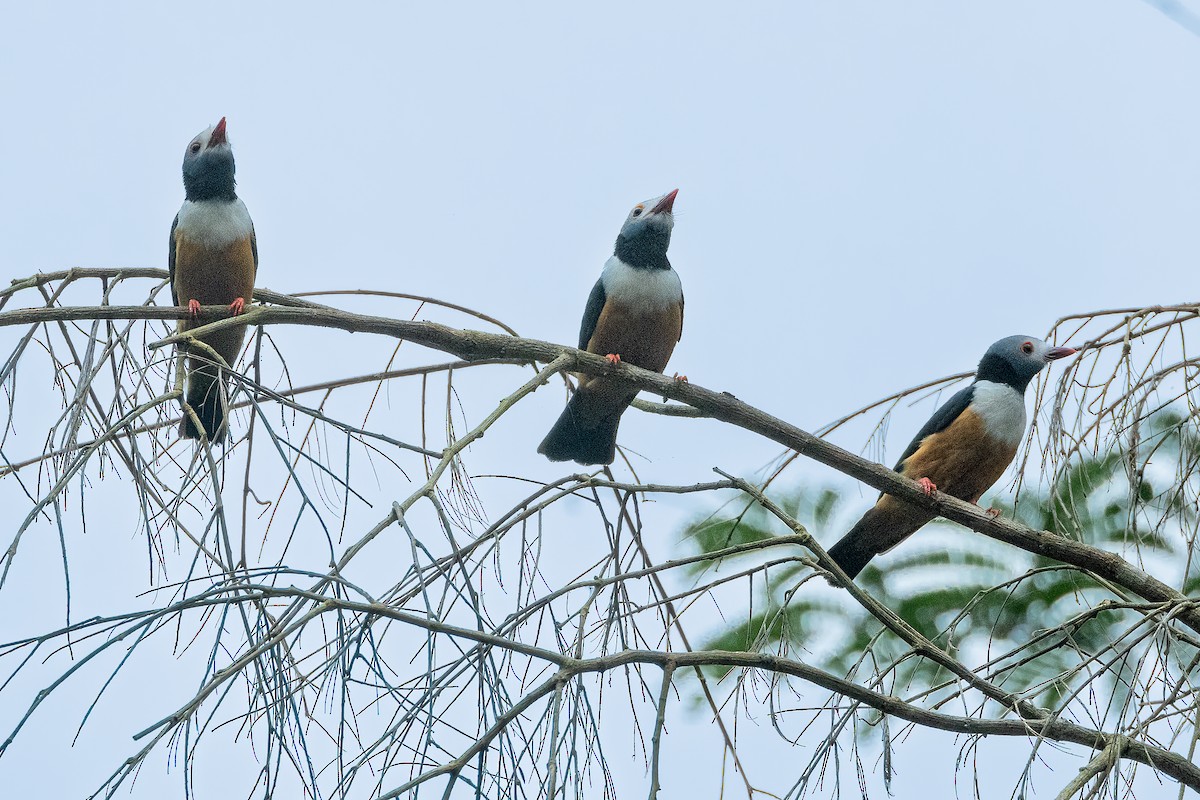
[826,500,932,579]
[180,365,228,444]
[537,392,622,466]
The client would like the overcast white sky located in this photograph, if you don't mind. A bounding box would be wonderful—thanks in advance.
[2,2,1199,798]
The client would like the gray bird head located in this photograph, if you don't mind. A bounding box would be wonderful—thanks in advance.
[182,117,236,202]
[613,189,678,271]
[975,335,1077,392]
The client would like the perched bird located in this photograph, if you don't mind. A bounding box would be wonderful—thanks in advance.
[827,335,1077,579]
[169,117,258,444]
[538,189,684,465]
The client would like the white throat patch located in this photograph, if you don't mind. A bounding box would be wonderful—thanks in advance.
[599,257,683,313]
[175,198,253,249]
[970,380,1027,446]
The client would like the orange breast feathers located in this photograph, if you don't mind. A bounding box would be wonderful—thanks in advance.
[582,297,683,381]
[898,407,1019,503]
[172,232,257,312]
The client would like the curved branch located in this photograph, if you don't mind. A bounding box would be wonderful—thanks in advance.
[132,586,1197,794]
[0,301,1193,636]
[287,589,1197,794]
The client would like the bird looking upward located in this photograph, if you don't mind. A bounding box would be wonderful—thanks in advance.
[169,117,258,444]
[827,335,1077,579]
[538,189,685,466]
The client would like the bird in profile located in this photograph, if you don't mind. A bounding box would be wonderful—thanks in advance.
[169,117,258,444]
[827,335,1078,579]
[538,189,684,465]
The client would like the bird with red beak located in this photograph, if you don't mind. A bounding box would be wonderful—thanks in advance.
[827,335,1078,579]
[168,117,258,444]
[538,189,684,465]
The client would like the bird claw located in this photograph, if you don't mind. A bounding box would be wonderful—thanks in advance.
[229,297,246,315]
[672,373,688,383]
[604,353,622,364]
[917,477,937,496]
[187,299,201,318]
[984,507,1002,518]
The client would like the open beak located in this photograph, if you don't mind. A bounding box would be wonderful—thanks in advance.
[650,188,679,215]
[209,117,228,147]
[1046,346,1078,360]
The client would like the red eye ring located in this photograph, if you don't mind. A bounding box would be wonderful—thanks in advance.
[1021,342,1034,354]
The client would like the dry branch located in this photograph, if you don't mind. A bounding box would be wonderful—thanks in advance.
[0,300,1191,631]
[1,271,1197,799]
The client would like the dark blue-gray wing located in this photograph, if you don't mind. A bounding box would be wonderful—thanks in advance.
[577,278,606,351]
[893,385,976,471]
[168,213,179,307]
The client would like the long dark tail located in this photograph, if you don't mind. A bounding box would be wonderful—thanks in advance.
[537,392,623,466]
[180,365,228,444]
[826,501,931,579]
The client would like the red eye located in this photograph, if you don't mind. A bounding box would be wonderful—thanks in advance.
[1021,342,1034,354]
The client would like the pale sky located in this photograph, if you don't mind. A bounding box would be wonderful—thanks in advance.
[1,2,1198,797]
